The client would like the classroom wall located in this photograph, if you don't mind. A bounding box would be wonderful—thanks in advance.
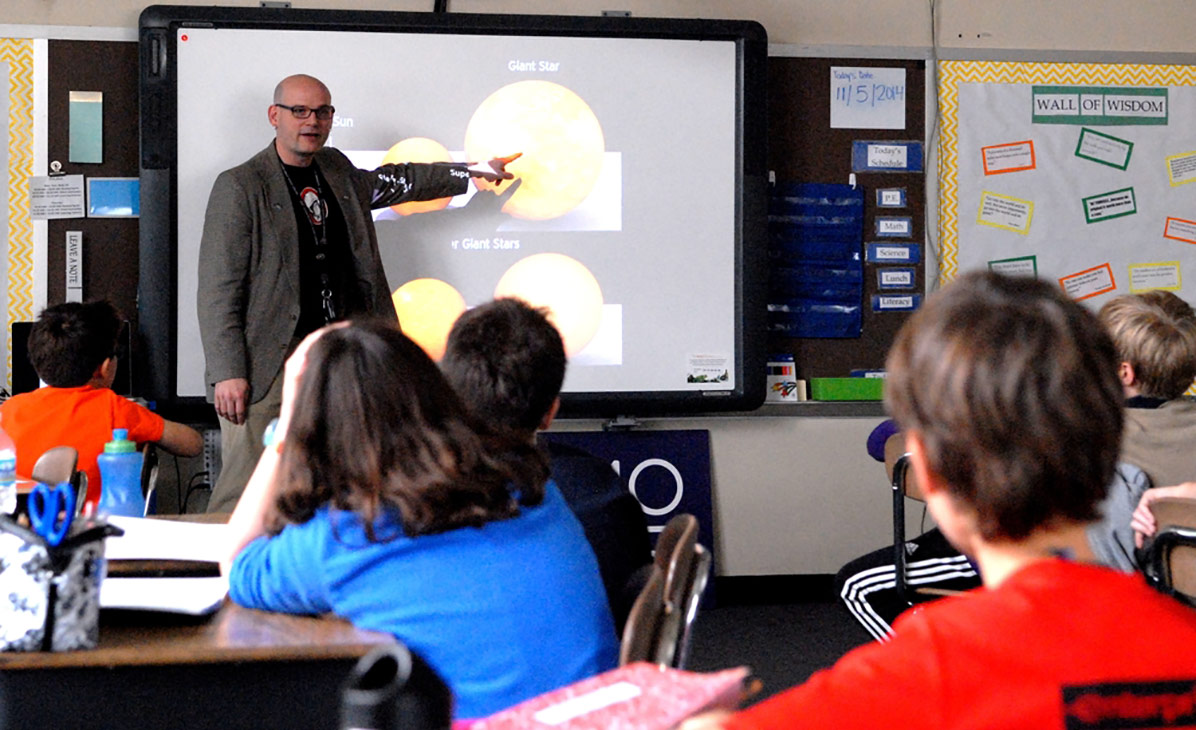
[6,0,1194,576]
[9,0,1196,55]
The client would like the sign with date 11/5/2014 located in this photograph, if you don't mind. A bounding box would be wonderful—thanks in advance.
[832,68,906,108]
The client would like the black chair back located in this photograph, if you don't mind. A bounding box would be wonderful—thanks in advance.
[340,643,453,730]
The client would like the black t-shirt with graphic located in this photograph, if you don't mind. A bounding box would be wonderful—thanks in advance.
[281,162,364,338]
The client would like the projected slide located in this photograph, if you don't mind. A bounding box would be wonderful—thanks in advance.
[345,79,620,363]
[170,23,743,404]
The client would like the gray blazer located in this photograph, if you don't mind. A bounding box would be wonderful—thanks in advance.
[197,142,469,402]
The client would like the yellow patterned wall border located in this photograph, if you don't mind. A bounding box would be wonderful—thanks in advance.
[936,60,1196,287]
[1,38,34,390]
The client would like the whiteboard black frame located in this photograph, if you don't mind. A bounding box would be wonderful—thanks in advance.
[138,5,768,421]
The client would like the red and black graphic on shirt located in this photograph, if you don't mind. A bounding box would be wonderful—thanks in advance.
[1063,679,1196,728]
[300,187,326,227]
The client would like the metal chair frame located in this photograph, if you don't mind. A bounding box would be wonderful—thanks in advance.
[619,513,711,669]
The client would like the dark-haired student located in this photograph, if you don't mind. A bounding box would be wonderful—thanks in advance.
[1,300,202,511]
[683,271,1196,730]
[837,287,1196,637]
[222,320,617,720]
[440,297,652,632]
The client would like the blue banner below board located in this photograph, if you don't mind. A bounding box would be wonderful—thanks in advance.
[540,429,715,603]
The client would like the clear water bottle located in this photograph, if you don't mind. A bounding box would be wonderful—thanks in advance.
[96,428,145,517]
[0,414,16,516]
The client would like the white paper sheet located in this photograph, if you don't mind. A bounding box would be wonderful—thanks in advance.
[100,576,228,615]
[101,516,230,614]
[104,515,229,561]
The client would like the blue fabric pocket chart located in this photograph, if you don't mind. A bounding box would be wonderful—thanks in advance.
[767,182,864,338]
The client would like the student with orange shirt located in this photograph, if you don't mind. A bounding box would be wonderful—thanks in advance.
[1,301,202,510]
[683,272,1196,730]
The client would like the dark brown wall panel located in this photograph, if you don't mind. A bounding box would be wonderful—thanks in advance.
[768,57,927,379]
[45,40,140,324]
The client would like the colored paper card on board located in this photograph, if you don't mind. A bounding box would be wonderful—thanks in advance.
[1082,187,1137,224]
[1128,262,1181,292]
[1165,151,1196,187]
[877,267,915,290]
[851,141,923,173]
[1163,217,1196,244]
[866,242,920,264]
[87,177,140,218]
[876,188,906,207]
[1059,263,1116,301]
[982,140,1036,175]
[988,255,1038,278]
[871,294,921,312]
[1075,128,1133,170]
[977,191,1033,234]
[68,91,103,164]
[875,216,912,237]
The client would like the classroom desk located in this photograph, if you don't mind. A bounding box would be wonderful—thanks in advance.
[0,602,395,729]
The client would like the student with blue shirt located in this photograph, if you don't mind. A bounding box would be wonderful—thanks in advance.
[221,319,618,720]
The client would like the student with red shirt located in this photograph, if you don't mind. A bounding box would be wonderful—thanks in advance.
[683,271,1196,730]
[1,301,202,510]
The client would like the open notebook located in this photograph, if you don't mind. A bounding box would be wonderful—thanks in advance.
[100,516,230,615]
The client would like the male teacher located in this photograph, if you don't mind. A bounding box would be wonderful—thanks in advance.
[198,73,514,512]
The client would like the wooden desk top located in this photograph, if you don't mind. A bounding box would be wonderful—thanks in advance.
[153,511,232,524]
[0,602,394,670]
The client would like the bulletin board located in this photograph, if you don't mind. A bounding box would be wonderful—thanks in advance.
[0,39,141,391]
[937,61,1196,301]
[1,38,36,385]
[44,40,140,316]
[768,56,928,380]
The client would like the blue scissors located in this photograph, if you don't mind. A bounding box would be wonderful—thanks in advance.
[29,481,76,547]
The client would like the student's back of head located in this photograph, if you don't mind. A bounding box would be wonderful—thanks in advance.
[1098,289,1196,400]
[28,300,121,388]
[441,298,566,434]
[273,318,549,539]
[884,270,1124,541]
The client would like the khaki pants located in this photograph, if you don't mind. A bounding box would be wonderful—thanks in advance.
[206,369,284,514]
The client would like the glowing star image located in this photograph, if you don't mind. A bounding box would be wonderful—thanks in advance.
[494,253,603,356]
[465,80,605,221]
[392,278,467,361]
[382,137,455,216]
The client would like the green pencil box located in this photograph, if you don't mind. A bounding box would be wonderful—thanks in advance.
[809,377,884,401]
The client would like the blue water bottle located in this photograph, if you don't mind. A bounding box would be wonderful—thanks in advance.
[97,429,145,517]
[0,414,16,516]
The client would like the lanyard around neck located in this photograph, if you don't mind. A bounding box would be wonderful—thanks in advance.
[280,159,337,324]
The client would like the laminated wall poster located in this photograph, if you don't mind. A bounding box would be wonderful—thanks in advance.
[937,62,1196,393]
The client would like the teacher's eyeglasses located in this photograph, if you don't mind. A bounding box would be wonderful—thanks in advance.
[276,103,336,120]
